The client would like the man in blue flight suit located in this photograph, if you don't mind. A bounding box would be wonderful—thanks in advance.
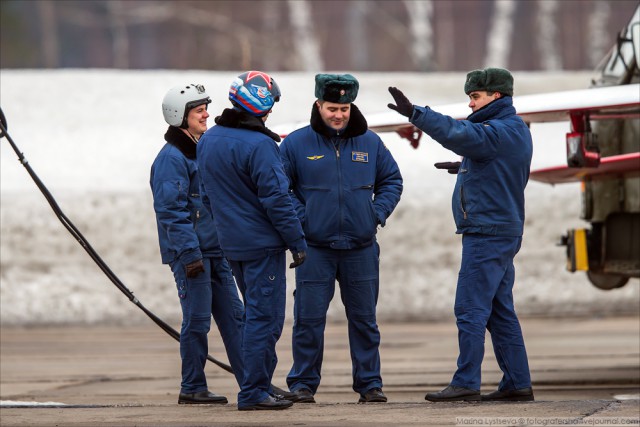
[280,74,403,404]
[387,68,534,402]
[151,84,245,405]
[197,71,307,411]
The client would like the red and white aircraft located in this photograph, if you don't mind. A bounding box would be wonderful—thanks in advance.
[366,83,640,185]
[276,6,639,290]
[364,5,640,290]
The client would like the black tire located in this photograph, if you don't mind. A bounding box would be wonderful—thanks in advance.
[586,271,629,290]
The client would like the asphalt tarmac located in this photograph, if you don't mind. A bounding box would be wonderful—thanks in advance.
[1,315,638,426]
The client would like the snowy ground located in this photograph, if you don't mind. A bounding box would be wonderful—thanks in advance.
[1,70,637,325]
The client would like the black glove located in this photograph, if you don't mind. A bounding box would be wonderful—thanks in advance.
[387,87,414,118]
[185,259,205,278]
[289,251,306,269]
[434,161,462,174]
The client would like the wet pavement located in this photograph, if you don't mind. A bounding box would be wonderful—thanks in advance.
[1,315,638,426]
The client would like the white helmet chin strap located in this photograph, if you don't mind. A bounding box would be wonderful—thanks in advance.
[186,129,200,143]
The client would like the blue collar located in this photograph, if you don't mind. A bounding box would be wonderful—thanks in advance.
[467,96,514,123]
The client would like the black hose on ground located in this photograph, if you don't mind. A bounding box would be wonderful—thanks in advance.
[0,107,234,374]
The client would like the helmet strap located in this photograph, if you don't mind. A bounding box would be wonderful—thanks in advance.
[179,127,200,144]
[186,129,200,144]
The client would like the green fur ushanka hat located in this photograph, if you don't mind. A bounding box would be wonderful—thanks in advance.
[315,74,359,103]
[464,68,514,96]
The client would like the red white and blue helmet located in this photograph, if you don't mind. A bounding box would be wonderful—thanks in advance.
[229,71,281,117]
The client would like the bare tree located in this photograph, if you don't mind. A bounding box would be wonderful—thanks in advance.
[37,0,59,68]
[588,0,611,68]
[287,0,324,71]
[262,1,281,71]
[435,1,455,71]
[536,0,563,70]
[124,2,255,69]
[347,1,370,70]
[403,0,434,71]
[484,0,516,69]
[107,1,129,69]
[58,1,260,69]
[11,0,636,71]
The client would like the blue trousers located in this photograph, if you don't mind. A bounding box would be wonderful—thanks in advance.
[229,250,287,408]
[287,243,382,395]
[170,256,245,394]
[450,234,532,391]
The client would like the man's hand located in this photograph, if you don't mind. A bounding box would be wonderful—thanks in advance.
[434,161,462,174]
[186,259,205,278]
[387,87,414,118]
[289,251,306,269]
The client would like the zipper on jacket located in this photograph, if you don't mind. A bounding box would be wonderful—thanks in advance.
[333,139,344,238]
[193,210,200,230]
[460,185,468,220]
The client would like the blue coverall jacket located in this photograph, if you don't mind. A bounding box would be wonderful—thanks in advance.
[411,96,532,236]
[280,104,403,249]
[197,109,307,260]
[151,126,223,266]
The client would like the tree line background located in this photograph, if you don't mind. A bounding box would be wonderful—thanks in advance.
[0,0,637,72]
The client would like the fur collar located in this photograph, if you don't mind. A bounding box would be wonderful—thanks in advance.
[214,108,281,142]
[310,102,368,138]
[164,126,197,159]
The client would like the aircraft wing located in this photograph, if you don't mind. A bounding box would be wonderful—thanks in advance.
[277,84,640,141]
[529,152,640,184]
[367,83,640,180]
[367,83,640,135]
[514,84,640,123]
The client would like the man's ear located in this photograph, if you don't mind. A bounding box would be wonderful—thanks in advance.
[494,92,502,100]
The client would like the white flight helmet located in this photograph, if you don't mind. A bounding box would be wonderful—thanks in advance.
[162,84,211,128]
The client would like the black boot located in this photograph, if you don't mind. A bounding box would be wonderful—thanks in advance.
[481,387,534,402]
[358,388,387,403]
[178,390,228,404]
[280,388,316,403]
[238,395,293,411]
[425,385,480,402]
